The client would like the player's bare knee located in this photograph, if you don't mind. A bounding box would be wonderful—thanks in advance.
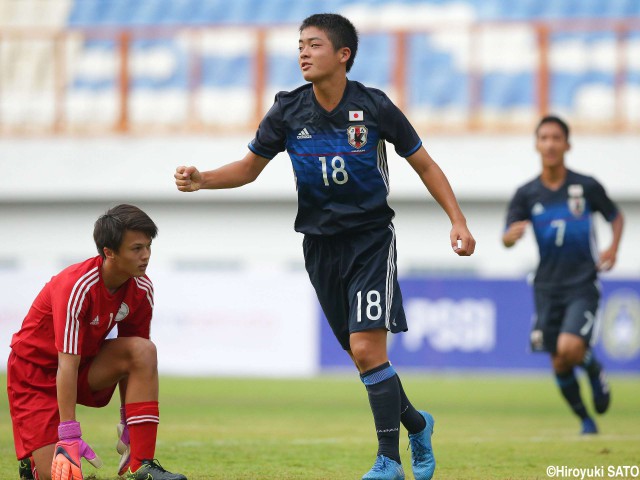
[126,337,158,372]
[349,343,383,372]
[555,348,582,369]
[349,342,367,363]
[567,349,585,366]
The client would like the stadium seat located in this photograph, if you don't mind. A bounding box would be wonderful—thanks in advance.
[268,55,301,89]
[407,34,467,107]
[350,34,393,87]
[202,57,252,88]
[61,0,640,122]
[483,73,534,108]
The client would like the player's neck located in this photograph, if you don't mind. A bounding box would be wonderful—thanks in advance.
[101,263,129,294]
[312,75,347,112]
[540,164,567,190]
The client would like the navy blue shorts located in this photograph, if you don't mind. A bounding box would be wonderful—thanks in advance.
[531,281,600,353]
[303,224,408,351]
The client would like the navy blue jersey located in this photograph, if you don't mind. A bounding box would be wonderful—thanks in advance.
[248,80,422,235]
[505,169,619,288]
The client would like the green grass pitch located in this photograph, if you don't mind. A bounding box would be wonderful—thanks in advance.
[2,373,639,479]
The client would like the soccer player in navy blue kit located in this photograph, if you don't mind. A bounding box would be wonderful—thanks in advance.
[175,13,475,479]
[503,115,624,435]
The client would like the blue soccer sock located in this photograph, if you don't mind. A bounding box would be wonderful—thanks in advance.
[361,362,401,464]
[555,369,589,419]
[397,376,427,434]
[581,349,602,378]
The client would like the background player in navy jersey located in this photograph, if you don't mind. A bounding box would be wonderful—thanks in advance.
[503,115,624,435]
[175,13,475,480]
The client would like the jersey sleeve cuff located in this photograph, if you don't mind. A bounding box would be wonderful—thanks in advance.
[248,143,276,160]
[398,140,422,158]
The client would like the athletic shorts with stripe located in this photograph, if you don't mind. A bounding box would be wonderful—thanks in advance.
[530,281,600,353]
[303,224,408,351]
[7,351,116,459]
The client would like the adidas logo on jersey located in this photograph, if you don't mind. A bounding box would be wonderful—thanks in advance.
[296,128,312,139]
[90,315,100,326]
[532,203,545,215]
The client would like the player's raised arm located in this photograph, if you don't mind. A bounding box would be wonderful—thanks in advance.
[175,151,270,192]
[405,146,476,256]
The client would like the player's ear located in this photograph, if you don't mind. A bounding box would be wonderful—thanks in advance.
[339,47,351,65]
[103,247,115,260]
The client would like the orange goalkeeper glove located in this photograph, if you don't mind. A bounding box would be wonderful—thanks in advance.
[51,421,102,480]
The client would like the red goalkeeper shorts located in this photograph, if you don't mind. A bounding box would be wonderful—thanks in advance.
[7,351,116,459]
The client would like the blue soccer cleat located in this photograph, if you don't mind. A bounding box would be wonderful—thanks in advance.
[581,417,598,435]
[590,370,611,414]
[408,411,436,480]
[361,455,405,480]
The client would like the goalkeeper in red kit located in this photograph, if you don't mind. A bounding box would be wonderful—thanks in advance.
[7,204,186,480]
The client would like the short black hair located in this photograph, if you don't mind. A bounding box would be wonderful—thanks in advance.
[299,13,359,72]
[536,115,570,141]
[93,204,158,259]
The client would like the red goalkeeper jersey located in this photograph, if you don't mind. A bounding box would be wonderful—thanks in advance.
[10,255,154,370]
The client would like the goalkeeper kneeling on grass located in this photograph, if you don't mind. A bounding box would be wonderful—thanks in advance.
[7,204,186,480]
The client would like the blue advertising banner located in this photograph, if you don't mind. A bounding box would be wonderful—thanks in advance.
[319,279,640,372]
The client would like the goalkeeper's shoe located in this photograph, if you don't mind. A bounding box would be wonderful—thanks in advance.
[18,457,37,480]
[408,411,436,480]
[361,455,405,480]
[123,459,187,480]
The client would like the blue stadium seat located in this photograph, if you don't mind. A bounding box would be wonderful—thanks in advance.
[349,34,393,87]
[407,34,467,108]
[268,55,301,89]
[65,0,640,116]
[67,0,640,26]
[186,0,223,25]
[628,50,640,85]
[131,39,189,89]
[67,0,100,26]
[550,74,585,108]
[163,0,201,25]
[201,57,252,88]
[71,38,116,91]
[482,73,534,108]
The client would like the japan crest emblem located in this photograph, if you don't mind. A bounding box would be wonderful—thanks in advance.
[347,125,368,149]
[567,184,585,217]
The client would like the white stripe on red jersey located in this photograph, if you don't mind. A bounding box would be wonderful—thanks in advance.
[134,277,154,309]
[64,267,99,354]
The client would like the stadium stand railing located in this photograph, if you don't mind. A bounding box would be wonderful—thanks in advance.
[0,1,639,135]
